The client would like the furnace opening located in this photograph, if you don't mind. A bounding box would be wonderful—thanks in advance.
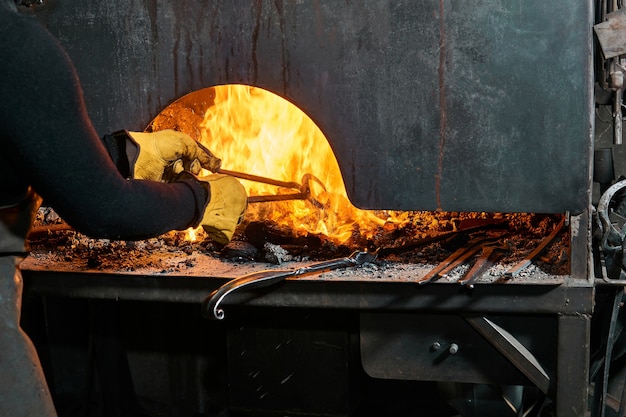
[147,84,411,245]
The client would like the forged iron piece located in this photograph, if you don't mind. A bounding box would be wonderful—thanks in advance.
[597,179,626,254]
[595,243,626,286]
[416,234,505,286]
[376,219,507,257]
[504,217,566,278]
[458,245,508,288]
[202,250,377,320]
[416,238,488,285]
[436,244,484,279]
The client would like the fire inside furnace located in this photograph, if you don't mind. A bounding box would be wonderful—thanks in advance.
[147,85,566,258]
[150,84,397,245]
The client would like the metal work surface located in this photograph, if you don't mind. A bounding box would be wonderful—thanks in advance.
[32,0,593,213]
[20,264,593,316]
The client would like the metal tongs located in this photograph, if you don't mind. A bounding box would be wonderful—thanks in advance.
[217,168,325,206]
[190,139,326,205]
[202,251,377,320]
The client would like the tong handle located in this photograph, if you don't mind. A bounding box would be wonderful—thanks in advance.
[217,168,302,191]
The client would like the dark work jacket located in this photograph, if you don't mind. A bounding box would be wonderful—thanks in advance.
[0,1,207,251]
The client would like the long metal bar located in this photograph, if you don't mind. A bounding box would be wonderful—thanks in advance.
[416,238,489,285]
[458,247,506,287]
[505,218,566,277]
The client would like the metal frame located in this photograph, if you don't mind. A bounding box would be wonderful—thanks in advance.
[22,267,595,416]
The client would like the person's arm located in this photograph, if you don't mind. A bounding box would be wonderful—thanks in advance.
[0,12,207,241]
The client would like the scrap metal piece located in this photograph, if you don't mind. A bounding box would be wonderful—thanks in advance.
[594,9,626,59]
[504,217,565,278]
[202,251,377,320]
[465,316,551,394]
[436,244,485,278]
[416,234,506,286]
[416,238,487,285]
[457,245,507,288]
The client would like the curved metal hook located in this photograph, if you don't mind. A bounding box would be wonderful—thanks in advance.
[597,179,626,253]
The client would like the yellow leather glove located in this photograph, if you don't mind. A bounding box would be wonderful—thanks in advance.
[199,174,248,244]
[128,130,222,181]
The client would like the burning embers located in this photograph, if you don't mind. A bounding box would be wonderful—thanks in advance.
[28,208,568,283]
[26,85,569,283]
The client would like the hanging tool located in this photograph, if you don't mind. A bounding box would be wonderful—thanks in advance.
[202,251,377,320]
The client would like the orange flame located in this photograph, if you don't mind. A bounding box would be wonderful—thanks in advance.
[194,84,396,244]
[184,227,197,243]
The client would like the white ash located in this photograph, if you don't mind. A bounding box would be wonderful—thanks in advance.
[41,207,61,224]
[264,242,293,264]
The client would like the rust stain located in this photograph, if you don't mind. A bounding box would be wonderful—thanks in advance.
[273,0,289,93]
[435,0,446,210]
[251,0,263,83]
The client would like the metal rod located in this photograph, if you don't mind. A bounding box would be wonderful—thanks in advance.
[217,168,302,191]
[458,246,506,287]
[416,238,487,285]
[504,217,565,278]
[247,193,308,203]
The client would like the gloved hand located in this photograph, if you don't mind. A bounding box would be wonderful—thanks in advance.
[128,130,222,181]
[198,174,248,244]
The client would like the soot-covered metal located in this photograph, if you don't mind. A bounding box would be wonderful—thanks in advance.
[33,0,593,213]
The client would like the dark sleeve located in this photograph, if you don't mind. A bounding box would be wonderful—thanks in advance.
[100,130,137,179]
[0,13,208,240]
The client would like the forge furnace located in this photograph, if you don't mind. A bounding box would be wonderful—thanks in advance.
[17,2,609,417]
